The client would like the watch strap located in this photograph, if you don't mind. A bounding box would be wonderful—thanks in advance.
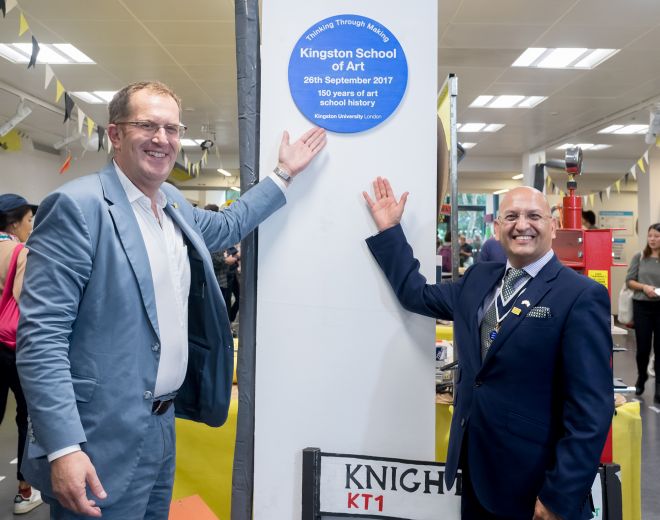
[273,165,292,183]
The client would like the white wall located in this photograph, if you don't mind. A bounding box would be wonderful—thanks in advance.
[255,2,438,518]
[0,138,108,202]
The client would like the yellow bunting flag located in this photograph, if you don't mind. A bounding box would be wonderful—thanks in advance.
[18,12,29,36]
[615,179,621,193]
[55,80,65,103]
[86,116,94,138]
[637,158,646,174]
[0,129,22,151]
[589,194,595,207]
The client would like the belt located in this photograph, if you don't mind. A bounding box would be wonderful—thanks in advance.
[152,398,174,415]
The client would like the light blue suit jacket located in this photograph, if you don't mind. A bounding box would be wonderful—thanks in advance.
[16,163,284,504]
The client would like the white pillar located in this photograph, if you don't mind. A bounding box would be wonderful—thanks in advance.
[522,150,546,191]
[637,146,660,248]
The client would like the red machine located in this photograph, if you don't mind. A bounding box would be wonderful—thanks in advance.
[550,147,621,463]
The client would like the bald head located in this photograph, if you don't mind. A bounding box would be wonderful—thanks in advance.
[495,186,556,268]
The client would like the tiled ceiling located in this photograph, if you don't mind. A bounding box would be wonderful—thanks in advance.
[0,0,659,192]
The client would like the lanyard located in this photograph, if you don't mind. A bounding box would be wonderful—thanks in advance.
[493,276,530,330]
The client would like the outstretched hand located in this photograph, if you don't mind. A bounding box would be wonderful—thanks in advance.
[362,177,409,232]
[278,127,327,177]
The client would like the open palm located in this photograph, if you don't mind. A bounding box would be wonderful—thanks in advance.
[363,177,409,232]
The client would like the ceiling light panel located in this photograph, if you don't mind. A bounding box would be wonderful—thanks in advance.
[0,43,95,64]
[598,124,648,135]
[461,142,477,149]
[512,48,618,70]
[469,95,547,109]
[180,139,204,147]
[71,92,104,104]
[458,123,485,133]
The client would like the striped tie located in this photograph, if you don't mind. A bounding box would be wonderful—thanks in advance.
[480,268,528,360]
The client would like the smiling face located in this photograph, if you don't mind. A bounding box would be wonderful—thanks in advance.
[107,89,180,197]
[648,227,660,254]
[494,187,556,268]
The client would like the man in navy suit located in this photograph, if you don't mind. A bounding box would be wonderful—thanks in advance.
[363,178,613,520]
[17,81,326,519]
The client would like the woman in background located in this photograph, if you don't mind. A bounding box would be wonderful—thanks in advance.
[626,222,660,401]
[0,193,43,514]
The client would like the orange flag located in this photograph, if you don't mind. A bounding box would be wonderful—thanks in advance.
[59,152,72,174]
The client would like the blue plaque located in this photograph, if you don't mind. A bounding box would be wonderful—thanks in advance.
[288,14,408,133]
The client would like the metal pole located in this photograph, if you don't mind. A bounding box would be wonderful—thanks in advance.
[231,0,260,518]
[447,74,460,281]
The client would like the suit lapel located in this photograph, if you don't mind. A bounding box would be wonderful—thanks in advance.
[163,202,207,258]
[481,256,562,366]
[99,166,160,339]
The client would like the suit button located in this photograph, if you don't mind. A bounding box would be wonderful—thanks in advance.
[143,391,153,400]
[152,342,160,352]
[474,379,482,387]
[460,418,466,427]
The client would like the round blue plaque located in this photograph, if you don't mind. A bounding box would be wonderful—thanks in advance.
[288,14,408,133]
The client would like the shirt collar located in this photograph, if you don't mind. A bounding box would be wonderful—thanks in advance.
[505,249,554,278]
[113,160,167,209]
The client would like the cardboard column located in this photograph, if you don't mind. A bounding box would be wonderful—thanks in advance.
[256,3,438,518]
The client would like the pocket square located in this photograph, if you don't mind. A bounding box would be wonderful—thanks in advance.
[527,306,552,318]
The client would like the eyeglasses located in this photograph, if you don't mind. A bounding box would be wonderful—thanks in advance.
[115,120,187,138]
[498,212,552,225]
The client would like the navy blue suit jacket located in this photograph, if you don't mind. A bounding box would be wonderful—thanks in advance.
[367,225,613,520]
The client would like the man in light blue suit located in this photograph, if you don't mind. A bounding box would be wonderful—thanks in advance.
[16,81,326,519]
[363,178,613,520]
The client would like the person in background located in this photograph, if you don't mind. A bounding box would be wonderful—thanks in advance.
[458,234,473,267]
[17,80,326,519]
[626,222,660,400]
[0,194,43,514]
[437,230,452,273]
[581,210,597,229]
[363,178,612,520]
[476,236,507,264]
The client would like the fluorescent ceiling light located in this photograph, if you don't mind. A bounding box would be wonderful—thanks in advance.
[517,96,546,108]
[599,124,648,135]
[574,49,619,69]
[0,42,95,64]
[461,142,477,149]
[512,47,546,67]
[512,47,618,70]
[512,174,524,180]
[458,123,485,132]
[538,48,587,68]
[614,124,648,135]
[493,189,509,195]
[0,44,27,62]
[470,96,493,108]
[598,125,623,134]
[469,95,546,109]
[229,186,241,192]
[488,95,525,108]
[52,43,94,63]
[72,92,104,104]
[217,168,232,176]
[483,123,505,132]
[180,139,204,147]
[556,143,612,151]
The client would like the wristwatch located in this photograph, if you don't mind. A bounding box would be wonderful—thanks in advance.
[273,165,292,184]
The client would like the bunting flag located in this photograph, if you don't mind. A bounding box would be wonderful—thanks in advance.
[629,165,637,180]
[55,80,65,103]
[643,150,649,164]
[605,186,611,199]
[182,150,188,169]
[637,157,646,174]
[63,92,74,122]
[582,195,588,207]
[97,126,105,151]
[86,116,94,138]
[59,152,72,174]
[44,64,54,88]
[599,192,603,203]
[3,0,17,16]
[614,179,621,193]
[1,0,6,17]
[18,11,28,35]
[624,173,629,185]
[76,107,85,134]
[27,35,39,68]
[201,149,208,166]
[589,194,595,207]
